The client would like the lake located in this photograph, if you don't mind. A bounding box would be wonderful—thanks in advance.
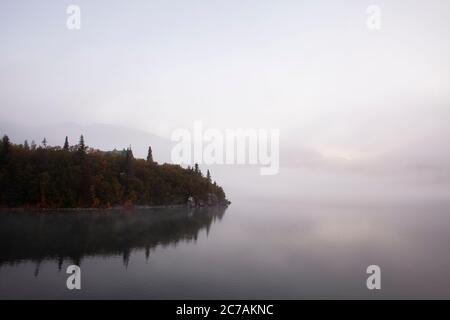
[1,193,450,299]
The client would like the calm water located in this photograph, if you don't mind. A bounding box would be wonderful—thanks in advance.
[1,196,450,299]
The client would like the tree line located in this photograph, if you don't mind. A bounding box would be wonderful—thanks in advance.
[0,135,227,208]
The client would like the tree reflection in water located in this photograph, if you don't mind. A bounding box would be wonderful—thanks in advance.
[0,207,226,274]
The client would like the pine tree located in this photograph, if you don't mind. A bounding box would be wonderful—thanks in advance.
[125,146,134,176]
[24,140,29,150]
[0,135,11,163]
[41,138,47,148]
[63,136,69,150]
[194,163,201,176]
[146,146,153,163]
[1,135,9,148]
[78,135,85,153]
[206,169,211,183]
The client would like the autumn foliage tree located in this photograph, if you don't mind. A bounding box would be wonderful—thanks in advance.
[0,135,227,208]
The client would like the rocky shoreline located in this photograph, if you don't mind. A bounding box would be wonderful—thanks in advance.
[0,197,231,213]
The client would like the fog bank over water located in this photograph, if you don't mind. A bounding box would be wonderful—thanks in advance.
[212,167,450,207]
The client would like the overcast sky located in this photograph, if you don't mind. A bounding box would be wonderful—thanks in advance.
[1,0,450,161]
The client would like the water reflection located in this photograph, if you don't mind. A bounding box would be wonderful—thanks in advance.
[0,207,227,273]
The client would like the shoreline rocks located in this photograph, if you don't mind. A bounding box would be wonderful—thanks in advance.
[0,198,231,213]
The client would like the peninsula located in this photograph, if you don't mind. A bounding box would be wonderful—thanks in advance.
[0,134,229,209]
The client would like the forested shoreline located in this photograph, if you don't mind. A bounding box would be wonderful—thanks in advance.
[0,135,228,209]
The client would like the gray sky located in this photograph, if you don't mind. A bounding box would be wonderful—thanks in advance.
[1,0,450,163]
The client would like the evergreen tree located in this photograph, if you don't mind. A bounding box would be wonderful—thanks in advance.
[125,146,134,176]
[206,169,211,183]
[41,138,47,148]
[63,136,69,150]
[78,135,86,153]
[194,163,201,176]
[146,146,153,163]
[0,135,11,163]
[24,140,29,150]
[2,135,10,151]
